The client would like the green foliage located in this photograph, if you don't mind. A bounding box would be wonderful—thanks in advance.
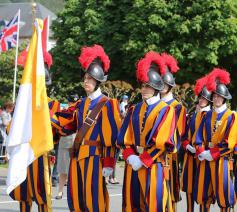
[51,0,237,106]
[0,43,26,104]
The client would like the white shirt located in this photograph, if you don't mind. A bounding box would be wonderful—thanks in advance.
[88,88,102,100]
[0,111,12,145]
[146,95,160,105]
[1,111,11,126]
[200,105,211,112]
[161,92,173,103]
[215,103,227,114]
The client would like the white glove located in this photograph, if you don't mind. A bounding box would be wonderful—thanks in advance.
[198,150,213,161]
[186,144,196,154]
[203,150,213,161]
[198,151,206,161]
[127,155,143,171]
[102,167,113,177]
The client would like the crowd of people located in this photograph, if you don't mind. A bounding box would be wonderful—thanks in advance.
[0,101,14,164]
[3,44,237,212]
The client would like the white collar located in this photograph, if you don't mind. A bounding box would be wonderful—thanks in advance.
[88,88,102,100]
[161,92,173,103]
[200,105,210,112]
[146,95,160,105]
[215,103,227,114]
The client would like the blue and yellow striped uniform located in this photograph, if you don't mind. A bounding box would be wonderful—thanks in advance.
[52,94,121,212]
[165,98,186,206]
[194,108,237,210]
[181,108,209,212]
[117,99,175,212]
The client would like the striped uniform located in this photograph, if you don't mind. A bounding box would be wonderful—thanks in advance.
[48,98,61,144]
[234,121,237,197]
[117,99,175,212]
[9,155,51,212]
[194,108,237,210]
[164,97,186,207]
[180,106,210,212]
[8,99,60,212]
[52,93,121,212]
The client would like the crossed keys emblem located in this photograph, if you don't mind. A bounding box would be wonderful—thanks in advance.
[213,120,222,133]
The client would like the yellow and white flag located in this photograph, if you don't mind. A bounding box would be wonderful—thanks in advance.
[6,19,53,194]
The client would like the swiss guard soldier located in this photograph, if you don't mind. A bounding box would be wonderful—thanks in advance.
[194,68,237,212]
[9,51,55,212]
[117,51,176,211]
[159,53,187,211]
[181,75,212,212]
[51,44,121,212]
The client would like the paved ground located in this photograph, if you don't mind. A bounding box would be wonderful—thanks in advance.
[0,162,229,211]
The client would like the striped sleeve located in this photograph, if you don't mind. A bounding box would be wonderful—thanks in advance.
[100,99,122,168]
[181,117,191,149]
[176,105,187,150]
[194,115,206,156]
[116,106,137,161]
[51,102,79,135]
[210,113,237,159]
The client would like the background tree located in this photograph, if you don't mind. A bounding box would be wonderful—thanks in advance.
[51,0,237,107]
[0,45,25,105]
[1,0,237,107]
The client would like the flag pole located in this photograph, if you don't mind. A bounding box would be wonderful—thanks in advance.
[43,14,53,212]
[12,9,21,103]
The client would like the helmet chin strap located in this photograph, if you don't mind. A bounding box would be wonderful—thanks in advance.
[94,81,101,91]
[154,90,159,96]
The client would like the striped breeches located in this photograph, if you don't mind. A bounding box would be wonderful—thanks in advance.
[180,153,198,212]
[234,159,237,197]
[194,157,236,209]
[67,155,109,212]
[168,153,181,203]
[9,155,51,212]
[122,162,172,212]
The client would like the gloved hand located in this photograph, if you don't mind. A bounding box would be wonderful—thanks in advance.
[198,150,213,161]
[102,167,113,177]
[186,144,196,154]
[198,151,206,161]
[127,155,143,171]
[203,150,213,161]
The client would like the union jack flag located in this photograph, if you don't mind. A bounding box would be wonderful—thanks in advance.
[0,11,20,53]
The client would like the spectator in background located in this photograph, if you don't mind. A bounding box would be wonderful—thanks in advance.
[55,94,79,199]
[120,95,129,119]
[108,147,120,184]
[49,99,61,187]
[0,101,14,163]
[55,133,76,199]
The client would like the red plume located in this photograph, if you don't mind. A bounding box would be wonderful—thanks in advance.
[78,44,110,73]
[206,68,230,92]
[161,53,179,74]
[43,51,53,69]
[136,51,166,82]
[194,75,208,96]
